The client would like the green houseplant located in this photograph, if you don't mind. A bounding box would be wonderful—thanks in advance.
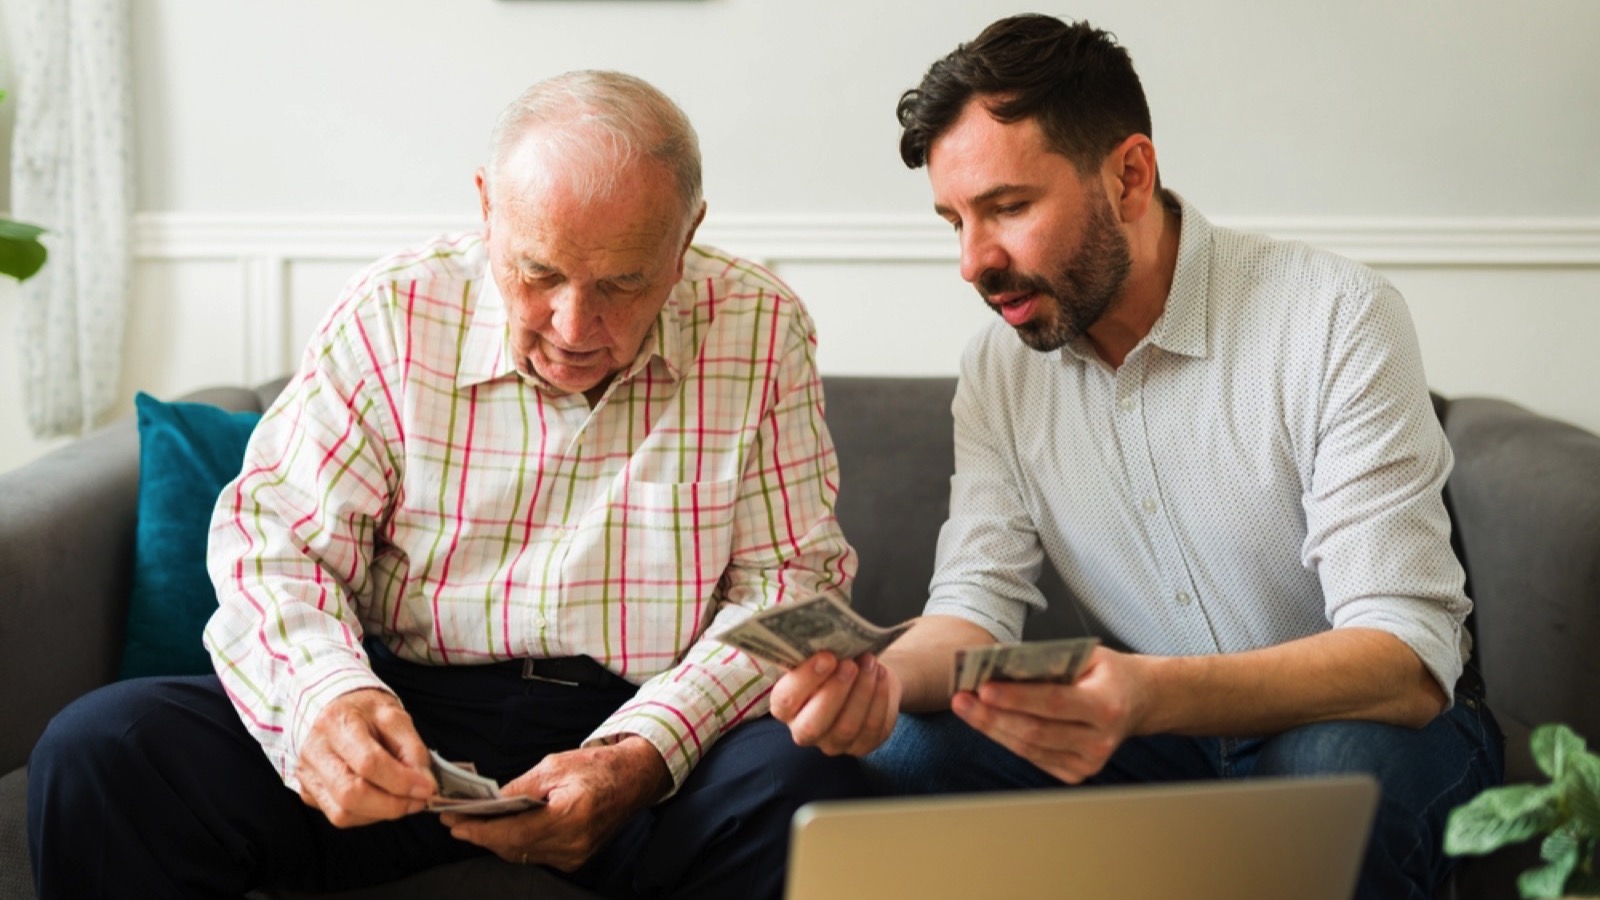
[0,88,48,282]
[1446,723,1600,898]
[0,217,46,281]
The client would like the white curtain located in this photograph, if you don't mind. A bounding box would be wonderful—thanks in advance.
[10,0,133,437]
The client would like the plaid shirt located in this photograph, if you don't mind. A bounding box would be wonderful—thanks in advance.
[204,232,855,791]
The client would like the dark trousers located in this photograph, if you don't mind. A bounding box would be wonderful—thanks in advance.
[28,648,868,900]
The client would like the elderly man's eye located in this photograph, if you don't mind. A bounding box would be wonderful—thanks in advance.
[601,280,646,297]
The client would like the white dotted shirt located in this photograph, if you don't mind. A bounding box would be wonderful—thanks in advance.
[926,193,1471,702]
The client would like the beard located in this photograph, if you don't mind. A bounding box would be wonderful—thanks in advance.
[976,191,1132,353]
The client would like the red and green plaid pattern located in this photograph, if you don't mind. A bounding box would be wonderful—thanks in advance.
[204,233,855,791]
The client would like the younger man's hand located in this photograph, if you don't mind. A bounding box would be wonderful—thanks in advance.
[770,651,901,757]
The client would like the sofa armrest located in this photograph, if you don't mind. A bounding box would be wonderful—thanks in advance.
[1444,397,1600,779]
[0,420,142,773]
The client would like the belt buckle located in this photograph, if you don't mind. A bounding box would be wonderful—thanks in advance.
[521,657,581,687]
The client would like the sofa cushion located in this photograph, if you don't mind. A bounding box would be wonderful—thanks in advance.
[118,393,261,679]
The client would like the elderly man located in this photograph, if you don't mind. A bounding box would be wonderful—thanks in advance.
[770,15,1503,899]
[29,70,866,899]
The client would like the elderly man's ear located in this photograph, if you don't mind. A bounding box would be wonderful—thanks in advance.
[474,168,492,230]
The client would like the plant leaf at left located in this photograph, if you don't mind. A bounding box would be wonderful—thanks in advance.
[0,86,51,282]
[0,218,48,281]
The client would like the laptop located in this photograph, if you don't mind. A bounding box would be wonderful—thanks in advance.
[785,774,1379,900]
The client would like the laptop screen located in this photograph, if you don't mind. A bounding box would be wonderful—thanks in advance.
[785,774,1378,900]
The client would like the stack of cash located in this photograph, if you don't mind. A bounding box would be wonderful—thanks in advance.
[716,596,1100,698]
[425,750,543,816]
[714,595,913,669]
[952,637,1100,693]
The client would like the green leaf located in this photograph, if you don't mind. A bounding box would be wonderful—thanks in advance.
[1518,827,1582,898]
[0,219,46,241]
[1520,860,1574,898]
[1533,723,1589,781]
[1447,783,1564,856]
[1565,752,1600,837]
[0,219,49,282]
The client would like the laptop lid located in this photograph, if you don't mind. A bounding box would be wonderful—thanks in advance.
[785,774,1379,900]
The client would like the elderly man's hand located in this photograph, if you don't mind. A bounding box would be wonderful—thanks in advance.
[297,688,436,827]
[770,652,901,757]
[441,736,669,872]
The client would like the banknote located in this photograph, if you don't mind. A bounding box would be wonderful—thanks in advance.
[426,795,542,816]
[715,595,914,669]
[425,750,544,816]
[952,637,1100,694]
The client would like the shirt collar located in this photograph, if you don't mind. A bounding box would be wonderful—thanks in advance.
[455,260,687,393]
[1146,190,1212,360]
[1059,189,1212,365]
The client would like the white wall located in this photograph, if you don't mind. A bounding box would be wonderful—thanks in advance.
[3,0,1598,473]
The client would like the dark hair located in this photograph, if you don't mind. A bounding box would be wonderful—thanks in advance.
[897,15,1153,174]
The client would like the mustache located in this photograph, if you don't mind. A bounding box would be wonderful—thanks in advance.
[976,269,1053,299]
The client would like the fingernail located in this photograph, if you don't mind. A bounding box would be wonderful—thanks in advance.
[814,655,835,675]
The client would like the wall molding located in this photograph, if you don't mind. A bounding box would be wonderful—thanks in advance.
[135,211,1600,268]
[131,211,1600,384]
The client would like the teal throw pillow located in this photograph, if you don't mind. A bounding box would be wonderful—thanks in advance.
[118,392,262,679]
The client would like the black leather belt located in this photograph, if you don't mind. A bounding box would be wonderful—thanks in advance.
[517,655,623,689]
[365,639,625,690]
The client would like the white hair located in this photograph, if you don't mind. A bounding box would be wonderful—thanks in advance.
[486,70,703,223]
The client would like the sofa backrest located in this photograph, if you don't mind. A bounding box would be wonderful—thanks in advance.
[822,376,1087,639]
[821,377,954,628]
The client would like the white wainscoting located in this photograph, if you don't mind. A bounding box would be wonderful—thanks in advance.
[131,210,1600,378]
[5,211,1597,475]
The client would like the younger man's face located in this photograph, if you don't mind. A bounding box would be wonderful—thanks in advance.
[928,100,1131,352]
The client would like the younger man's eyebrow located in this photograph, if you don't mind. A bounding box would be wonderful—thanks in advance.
[934,182,1035,218]
[972,183,1033,205]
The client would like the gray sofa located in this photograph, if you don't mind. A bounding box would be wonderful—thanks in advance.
[2,376,1597,899]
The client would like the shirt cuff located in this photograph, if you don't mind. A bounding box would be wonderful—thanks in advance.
[583,670,767,797]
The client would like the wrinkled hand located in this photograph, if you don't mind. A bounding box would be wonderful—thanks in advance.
[442,736,668,872]
[770,652,901,757]
[951,646,1144,784]
[297,688,436,827]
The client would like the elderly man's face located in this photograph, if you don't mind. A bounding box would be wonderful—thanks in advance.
[478,144,697,400]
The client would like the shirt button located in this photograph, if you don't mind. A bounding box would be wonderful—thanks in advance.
[1141,497,1157,514]
[1175,590,1191,606]
[1119,397,1136,412]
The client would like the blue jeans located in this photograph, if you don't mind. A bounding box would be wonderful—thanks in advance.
[865,683,1503,900]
